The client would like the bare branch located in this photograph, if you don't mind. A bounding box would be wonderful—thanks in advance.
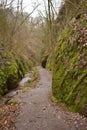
[12,4,41,36]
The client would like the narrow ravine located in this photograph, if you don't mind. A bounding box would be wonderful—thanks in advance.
[14,67,87,130]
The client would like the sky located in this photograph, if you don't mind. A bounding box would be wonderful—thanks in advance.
[22,0,62,17]
[1,0,62,17]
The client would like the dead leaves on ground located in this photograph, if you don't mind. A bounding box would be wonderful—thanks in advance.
[0,104,19,130]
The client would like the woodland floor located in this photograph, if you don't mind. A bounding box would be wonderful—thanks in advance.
[0,67,87,130]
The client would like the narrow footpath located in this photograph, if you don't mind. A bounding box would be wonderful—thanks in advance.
[15,67,87,130]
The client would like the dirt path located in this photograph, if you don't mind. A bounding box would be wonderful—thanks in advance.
[14,67,87,130]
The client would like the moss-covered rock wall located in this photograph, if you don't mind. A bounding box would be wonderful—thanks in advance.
[52,2,87,116]
[0,50,30,96]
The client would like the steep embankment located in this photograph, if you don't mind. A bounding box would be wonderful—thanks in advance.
[52,1,87,116]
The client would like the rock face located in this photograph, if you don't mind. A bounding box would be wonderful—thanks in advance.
[52,2,87,116]
[19,74,32,87]
[0,51,30,96]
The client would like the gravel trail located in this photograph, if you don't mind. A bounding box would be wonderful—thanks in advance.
[15,67,87,130]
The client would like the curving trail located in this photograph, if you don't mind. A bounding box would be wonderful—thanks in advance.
[15,67,87,130]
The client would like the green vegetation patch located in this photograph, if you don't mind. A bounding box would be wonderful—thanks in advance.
[21,67,39,93]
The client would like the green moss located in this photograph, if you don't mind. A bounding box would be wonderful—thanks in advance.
[46,56,52,70]
[0,52,30,96]
[8,99,20,105]
[21,86,31,93]
[51,96,58,103]
[0,108,3,115]
[52,10,87,116]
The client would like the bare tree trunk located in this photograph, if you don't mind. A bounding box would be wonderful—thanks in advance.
[48,0,52,47]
